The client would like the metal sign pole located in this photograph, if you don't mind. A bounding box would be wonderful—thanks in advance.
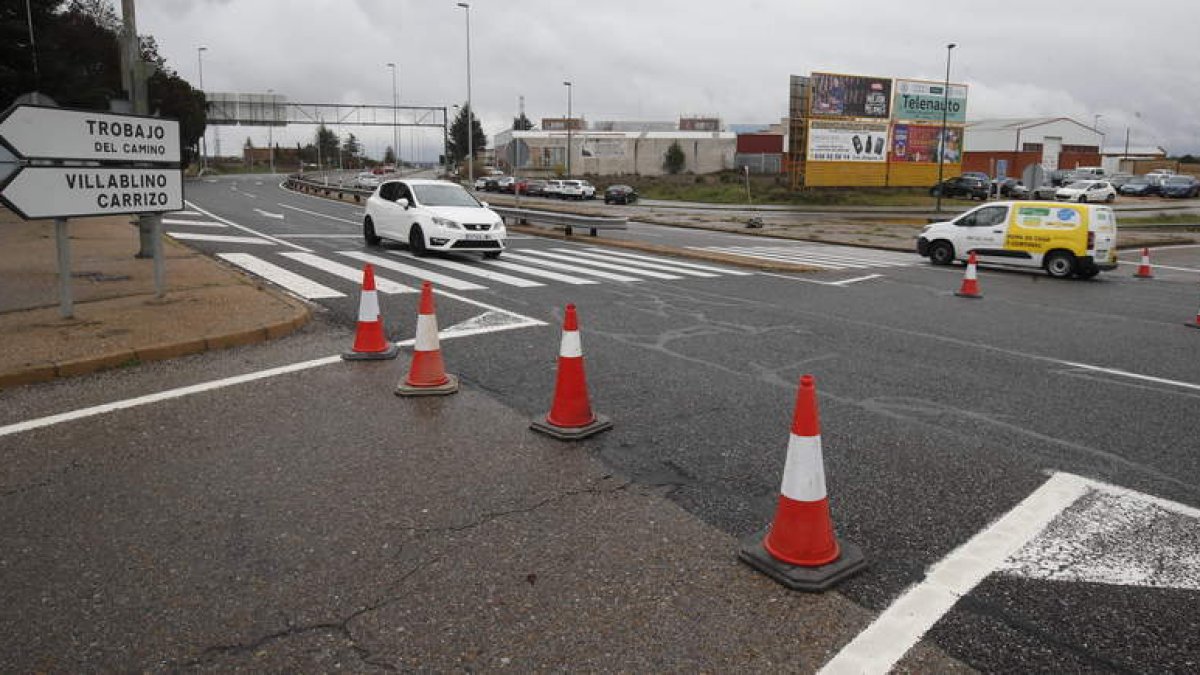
[54,217,73,318]
[152,213,165,298]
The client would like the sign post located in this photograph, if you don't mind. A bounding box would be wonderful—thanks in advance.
[0,103,182,317]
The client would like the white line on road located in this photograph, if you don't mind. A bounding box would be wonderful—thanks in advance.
[168,232,277,245]
[277,203,360,224]
[170,210,201,216]
[218,253,345,299]
[338,251,486,291]
[387,251,544,287]
[828,274,884,286]
[184,201,313,252]
[279,252,416,294]
[254,208,285,219]
[501,252,642,282]
[819,472,1092,675]
[1057,361,1200,392]
[480,258,600,285]
[585,247,754,275]
[552,248,718,277]
[276,234,361,239]
[161,218,226,228]
[519,249,683,279]
[241,193,258,199]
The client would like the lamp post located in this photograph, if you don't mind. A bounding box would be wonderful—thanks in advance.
[935,42,956,213]
[563,80,573,177]
[197,46,208,173]
[386,62,399,169]
[456,2,473,187]
[267,88,275,174]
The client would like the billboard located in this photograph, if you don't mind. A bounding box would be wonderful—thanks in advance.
[807,120,889,162]
[810,73,893,119]
[893,79,968,123]
[891,124,962,164]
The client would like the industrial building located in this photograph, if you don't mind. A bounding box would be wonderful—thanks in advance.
[961,117,1102,178]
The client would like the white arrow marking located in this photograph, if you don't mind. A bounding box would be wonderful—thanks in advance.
[253,208,284,219]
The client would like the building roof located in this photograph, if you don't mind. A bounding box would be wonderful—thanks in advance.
[1100,146,1167,157]
[965,117,1101,134]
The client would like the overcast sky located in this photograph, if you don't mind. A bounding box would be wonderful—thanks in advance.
[138,0,1200,161]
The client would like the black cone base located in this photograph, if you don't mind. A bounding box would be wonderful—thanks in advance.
[738,528,867,592]
[395,374,459,397]
[530,413,612,440]
[342,344,400,361]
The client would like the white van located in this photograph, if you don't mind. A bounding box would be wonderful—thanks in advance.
[917,201,1118,279]
[1069,166,1108,180]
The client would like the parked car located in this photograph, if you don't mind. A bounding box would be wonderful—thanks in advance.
[1055,180,1116,203]
[930,176,989,200]
[523,180,548,196]
[604,184,638,204]
[1118,176,1163,197]
[990,178,1030,199]
[483,176,504,192]
[918,201,1118,279]
[496,176,517,193]
[363,179,505,259]
[960,171,991,184]
[1031,183,1060,200]
[1067,166,1108,180]
[1160,175,1200,198]
[1047,169,1074,187]
[354,172,380,189]
[473,177,489,190]
[1146,168,1177,179]
[578,180,597,199]
[558,180,587,200]
[543,180,564,198]
[1106,173,1135,190]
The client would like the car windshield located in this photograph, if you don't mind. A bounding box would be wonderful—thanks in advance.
[412,184,481,207]
[1128,178,1149,185]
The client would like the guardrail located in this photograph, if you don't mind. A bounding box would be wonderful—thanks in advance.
[285,175,374,203]
[491,206,627,237]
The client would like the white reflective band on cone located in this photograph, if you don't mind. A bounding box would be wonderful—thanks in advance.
[414,314,440,351]
[358,290,380,322]
[559,330,582,358]
[779,433,827,502]
[965,264,977,280]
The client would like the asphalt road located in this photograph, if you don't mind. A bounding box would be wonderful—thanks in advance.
[7,173,1200,671]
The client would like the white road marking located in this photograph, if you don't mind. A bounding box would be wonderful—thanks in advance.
[0,314,545,440]
[218,253,345,299]
[279,252,417,294]
[587,247,754,275]
[552,248,717,277]
[704,248,853,269]
[276,234,361,239]
[480,258,599,285]
[169,210,202,216]
[168,232,277,245]
[277,203,361,224]
[387,251,543,288]
[502,252,642,282]
[721,245,913,268]
[828,274,884,286]
[161,218,227,228]
[338,251,486,291]
[1116,260,1200,274]
[242,192,258,199]
[254,208,285,219]
[519,249,683,279]
[1056,361,1200,392]
[820,472,1092,675]
[184,201,313,252]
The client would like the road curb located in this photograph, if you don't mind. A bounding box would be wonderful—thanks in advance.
[0,307,312,390]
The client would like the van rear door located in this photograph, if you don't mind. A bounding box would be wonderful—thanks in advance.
[1091,207,1118,268]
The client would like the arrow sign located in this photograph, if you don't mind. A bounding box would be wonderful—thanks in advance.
[0,166,183,219]
[0,105,180,164]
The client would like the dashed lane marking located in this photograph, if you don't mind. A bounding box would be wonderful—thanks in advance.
[218,253,345,299]
[277,203,361,224]
[169,233,277,245]
[161,218,227,228]
[185,201,313,252]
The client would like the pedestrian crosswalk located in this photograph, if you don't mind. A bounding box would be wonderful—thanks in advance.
[688,244,918,270]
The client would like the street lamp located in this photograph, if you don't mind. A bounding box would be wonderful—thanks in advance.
[267,88,275,175]
[197,46,207,173]
[387,62,399,169]
[935,43,956,213]
[563,81,572,177]
[457,2,473,187]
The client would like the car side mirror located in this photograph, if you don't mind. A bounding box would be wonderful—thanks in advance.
[397,198,410,208]
[479,201,489,208]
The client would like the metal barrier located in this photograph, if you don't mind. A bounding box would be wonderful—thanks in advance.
[490,206,627,237]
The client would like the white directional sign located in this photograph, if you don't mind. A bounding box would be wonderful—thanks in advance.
[0,105,180,164]
[0,167,182,219]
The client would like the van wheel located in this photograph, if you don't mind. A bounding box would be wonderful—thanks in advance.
[1105,194,1115,203]
[1045,251,1076,279]
[364,217,381,246]
[1078,195,1087,203]
[929,240,955,265]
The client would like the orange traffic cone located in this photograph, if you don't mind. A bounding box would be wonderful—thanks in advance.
[1134,248,1154,279]
[395,281,458,396]
[1186,298,1200,329]
[343,264,399,361]
[530,304,612,440]
[739,375,866,591]
[955,251,983,299]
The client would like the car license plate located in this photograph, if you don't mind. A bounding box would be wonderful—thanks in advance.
[464,233,490,241]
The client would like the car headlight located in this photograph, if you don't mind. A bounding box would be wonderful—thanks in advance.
[432,216,461,230]
[493,220,505,232]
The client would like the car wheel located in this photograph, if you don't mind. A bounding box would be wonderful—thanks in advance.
[482,251,501,260]
[1105,193,1115,203]
[408,225,427,257]
[364,217,381,246]
[1044,251,1076,279]
[928,240,955,266]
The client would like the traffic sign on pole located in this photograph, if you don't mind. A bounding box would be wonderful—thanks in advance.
[0,105,180,164]
[0,166,183,219]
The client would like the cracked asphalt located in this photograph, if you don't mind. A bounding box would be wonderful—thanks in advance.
[0,316,965,672]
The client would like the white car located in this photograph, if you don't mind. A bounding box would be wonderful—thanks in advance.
[1055,180,1116,203]
[354,172,380,189]
[364,179,506,258]
[473,177,488,190]
[543,180,564,198]
[578,180,597,199]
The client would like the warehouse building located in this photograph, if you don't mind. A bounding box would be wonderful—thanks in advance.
[962,118,1102,178]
